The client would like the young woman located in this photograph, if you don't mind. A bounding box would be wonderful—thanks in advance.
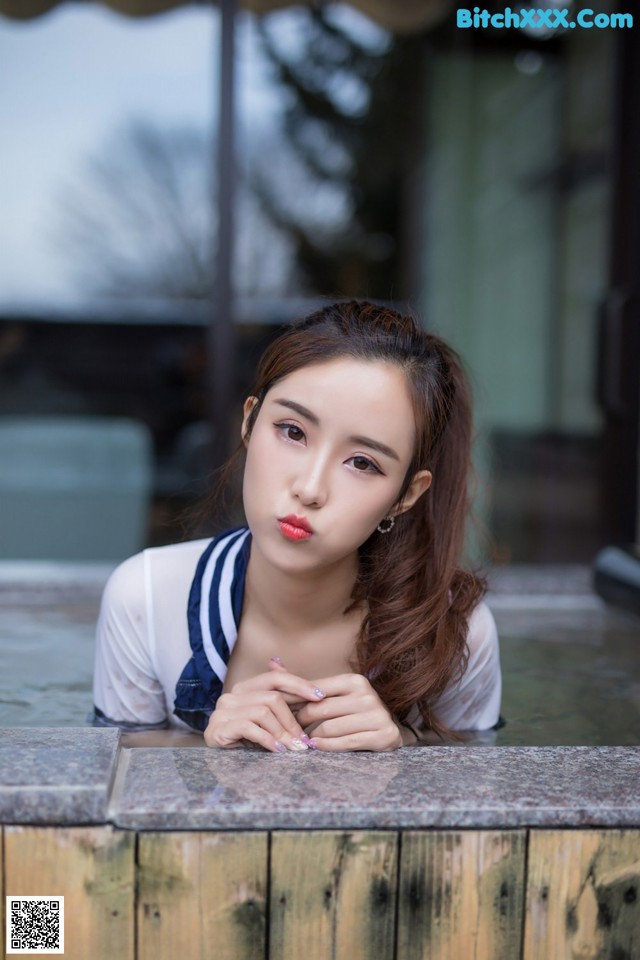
[93,300,501,751]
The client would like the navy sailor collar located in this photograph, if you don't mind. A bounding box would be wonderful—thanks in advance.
[173,526,252,731]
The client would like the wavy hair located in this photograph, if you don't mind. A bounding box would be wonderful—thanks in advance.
[227,300,485,738]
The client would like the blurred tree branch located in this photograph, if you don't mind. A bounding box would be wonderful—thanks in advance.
[253,7,429,299]
[53,119,298,299]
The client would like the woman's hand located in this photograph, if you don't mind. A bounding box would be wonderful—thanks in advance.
[204,667,325,753]
[293,673,405,752]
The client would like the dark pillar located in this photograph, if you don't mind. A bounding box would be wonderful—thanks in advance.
[209,0,237,472]
[598,21,640,546]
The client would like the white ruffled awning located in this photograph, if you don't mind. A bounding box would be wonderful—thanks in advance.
[0,0,453,33]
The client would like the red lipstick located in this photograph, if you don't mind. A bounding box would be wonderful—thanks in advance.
[278,515,314,541]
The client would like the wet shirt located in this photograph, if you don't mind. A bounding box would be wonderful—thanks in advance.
[92,534,502,733]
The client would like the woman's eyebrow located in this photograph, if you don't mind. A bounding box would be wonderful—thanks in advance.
[349,434,400,461]
[274,398,319,425]
[273,398,400,461]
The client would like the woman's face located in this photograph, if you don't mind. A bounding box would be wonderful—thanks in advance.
[241,357,431,576]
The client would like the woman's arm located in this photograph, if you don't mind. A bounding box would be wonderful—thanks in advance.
[92,552,169,730]
[428,600,502,732]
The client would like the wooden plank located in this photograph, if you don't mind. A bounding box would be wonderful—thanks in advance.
[397,830,526,960]
[4,825,135,960]
[270,830,398,960]
[524,829,640,960]
[137,831,268,960]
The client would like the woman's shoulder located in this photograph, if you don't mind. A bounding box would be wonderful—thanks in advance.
[465,599,498,655]
[144,537,214,569]
[461,599,500,691]
[101,538,213,613]
[427,599,501,732]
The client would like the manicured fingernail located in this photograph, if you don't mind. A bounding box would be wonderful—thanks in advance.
[290,738,308,752]
[270,656,283,665]
[300,733,312,744]
[313,688,325,698]
[275,741,287,753]
[306,739,318,750]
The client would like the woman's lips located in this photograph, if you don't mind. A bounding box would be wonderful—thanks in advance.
[278,515,314,541]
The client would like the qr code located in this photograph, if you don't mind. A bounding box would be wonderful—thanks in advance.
[6,897,64,954]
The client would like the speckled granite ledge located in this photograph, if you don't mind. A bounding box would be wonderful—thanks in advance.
[110,745,640,830]
[0,728,120,824]
[2,730,639,830]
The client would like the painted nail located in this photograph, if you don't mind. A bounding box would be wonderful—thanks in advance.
[306,739,318,750]
[313,688,325,699]
[290,738,309,752]
[270,656,283,665]
[300,733,312,744]
[274,741,287,753]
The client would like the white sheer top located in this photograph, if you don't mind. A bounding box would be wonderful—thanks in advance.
[93,539,502,733]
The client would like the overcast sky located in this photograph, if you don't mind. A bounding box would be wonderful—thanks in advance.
[0,3,281,307]
[0,3,386,309]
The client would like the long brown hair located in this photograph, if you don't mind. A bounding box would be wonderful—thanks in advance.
[229,300,485,737]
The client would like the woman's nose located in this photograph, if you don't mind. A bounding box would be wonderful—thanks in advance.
[291,455,329,507]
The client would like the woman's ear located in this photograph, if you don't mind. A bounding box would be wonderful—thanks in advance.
[393,470,432,517]
[241,396,259,446]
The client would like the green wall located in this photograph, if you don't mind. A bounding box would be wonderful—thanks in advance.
[422,34,612,435]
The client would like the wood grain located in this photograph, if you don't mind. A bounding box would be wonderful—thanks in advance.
[397,830,526,960]
[3,825,135,960]
[524,829,640,960]
[4,823,638,959]
[137,831,268,960]
[270,830,398,960]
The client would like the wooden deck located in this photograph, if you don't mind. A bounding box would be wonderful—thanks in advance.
[3,825,639,959]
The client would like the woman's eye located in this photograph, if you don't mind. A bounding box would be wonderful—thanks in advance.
[276,422,305,442]
[350,456,381,474]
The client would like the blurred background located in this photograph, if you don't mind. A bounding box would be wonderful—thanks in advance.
[0,0,638,565]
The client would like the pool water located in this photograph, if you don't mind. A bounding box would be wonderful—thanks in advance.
[494,603,640,745]
[0,597,98,727]
[1,563,639,744]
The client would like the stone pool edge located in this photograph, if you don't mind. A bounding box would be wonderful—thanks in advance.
[1,727,639,830]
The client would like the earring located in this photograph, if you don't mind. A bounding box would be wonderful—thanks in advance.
[377,516,395,534]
